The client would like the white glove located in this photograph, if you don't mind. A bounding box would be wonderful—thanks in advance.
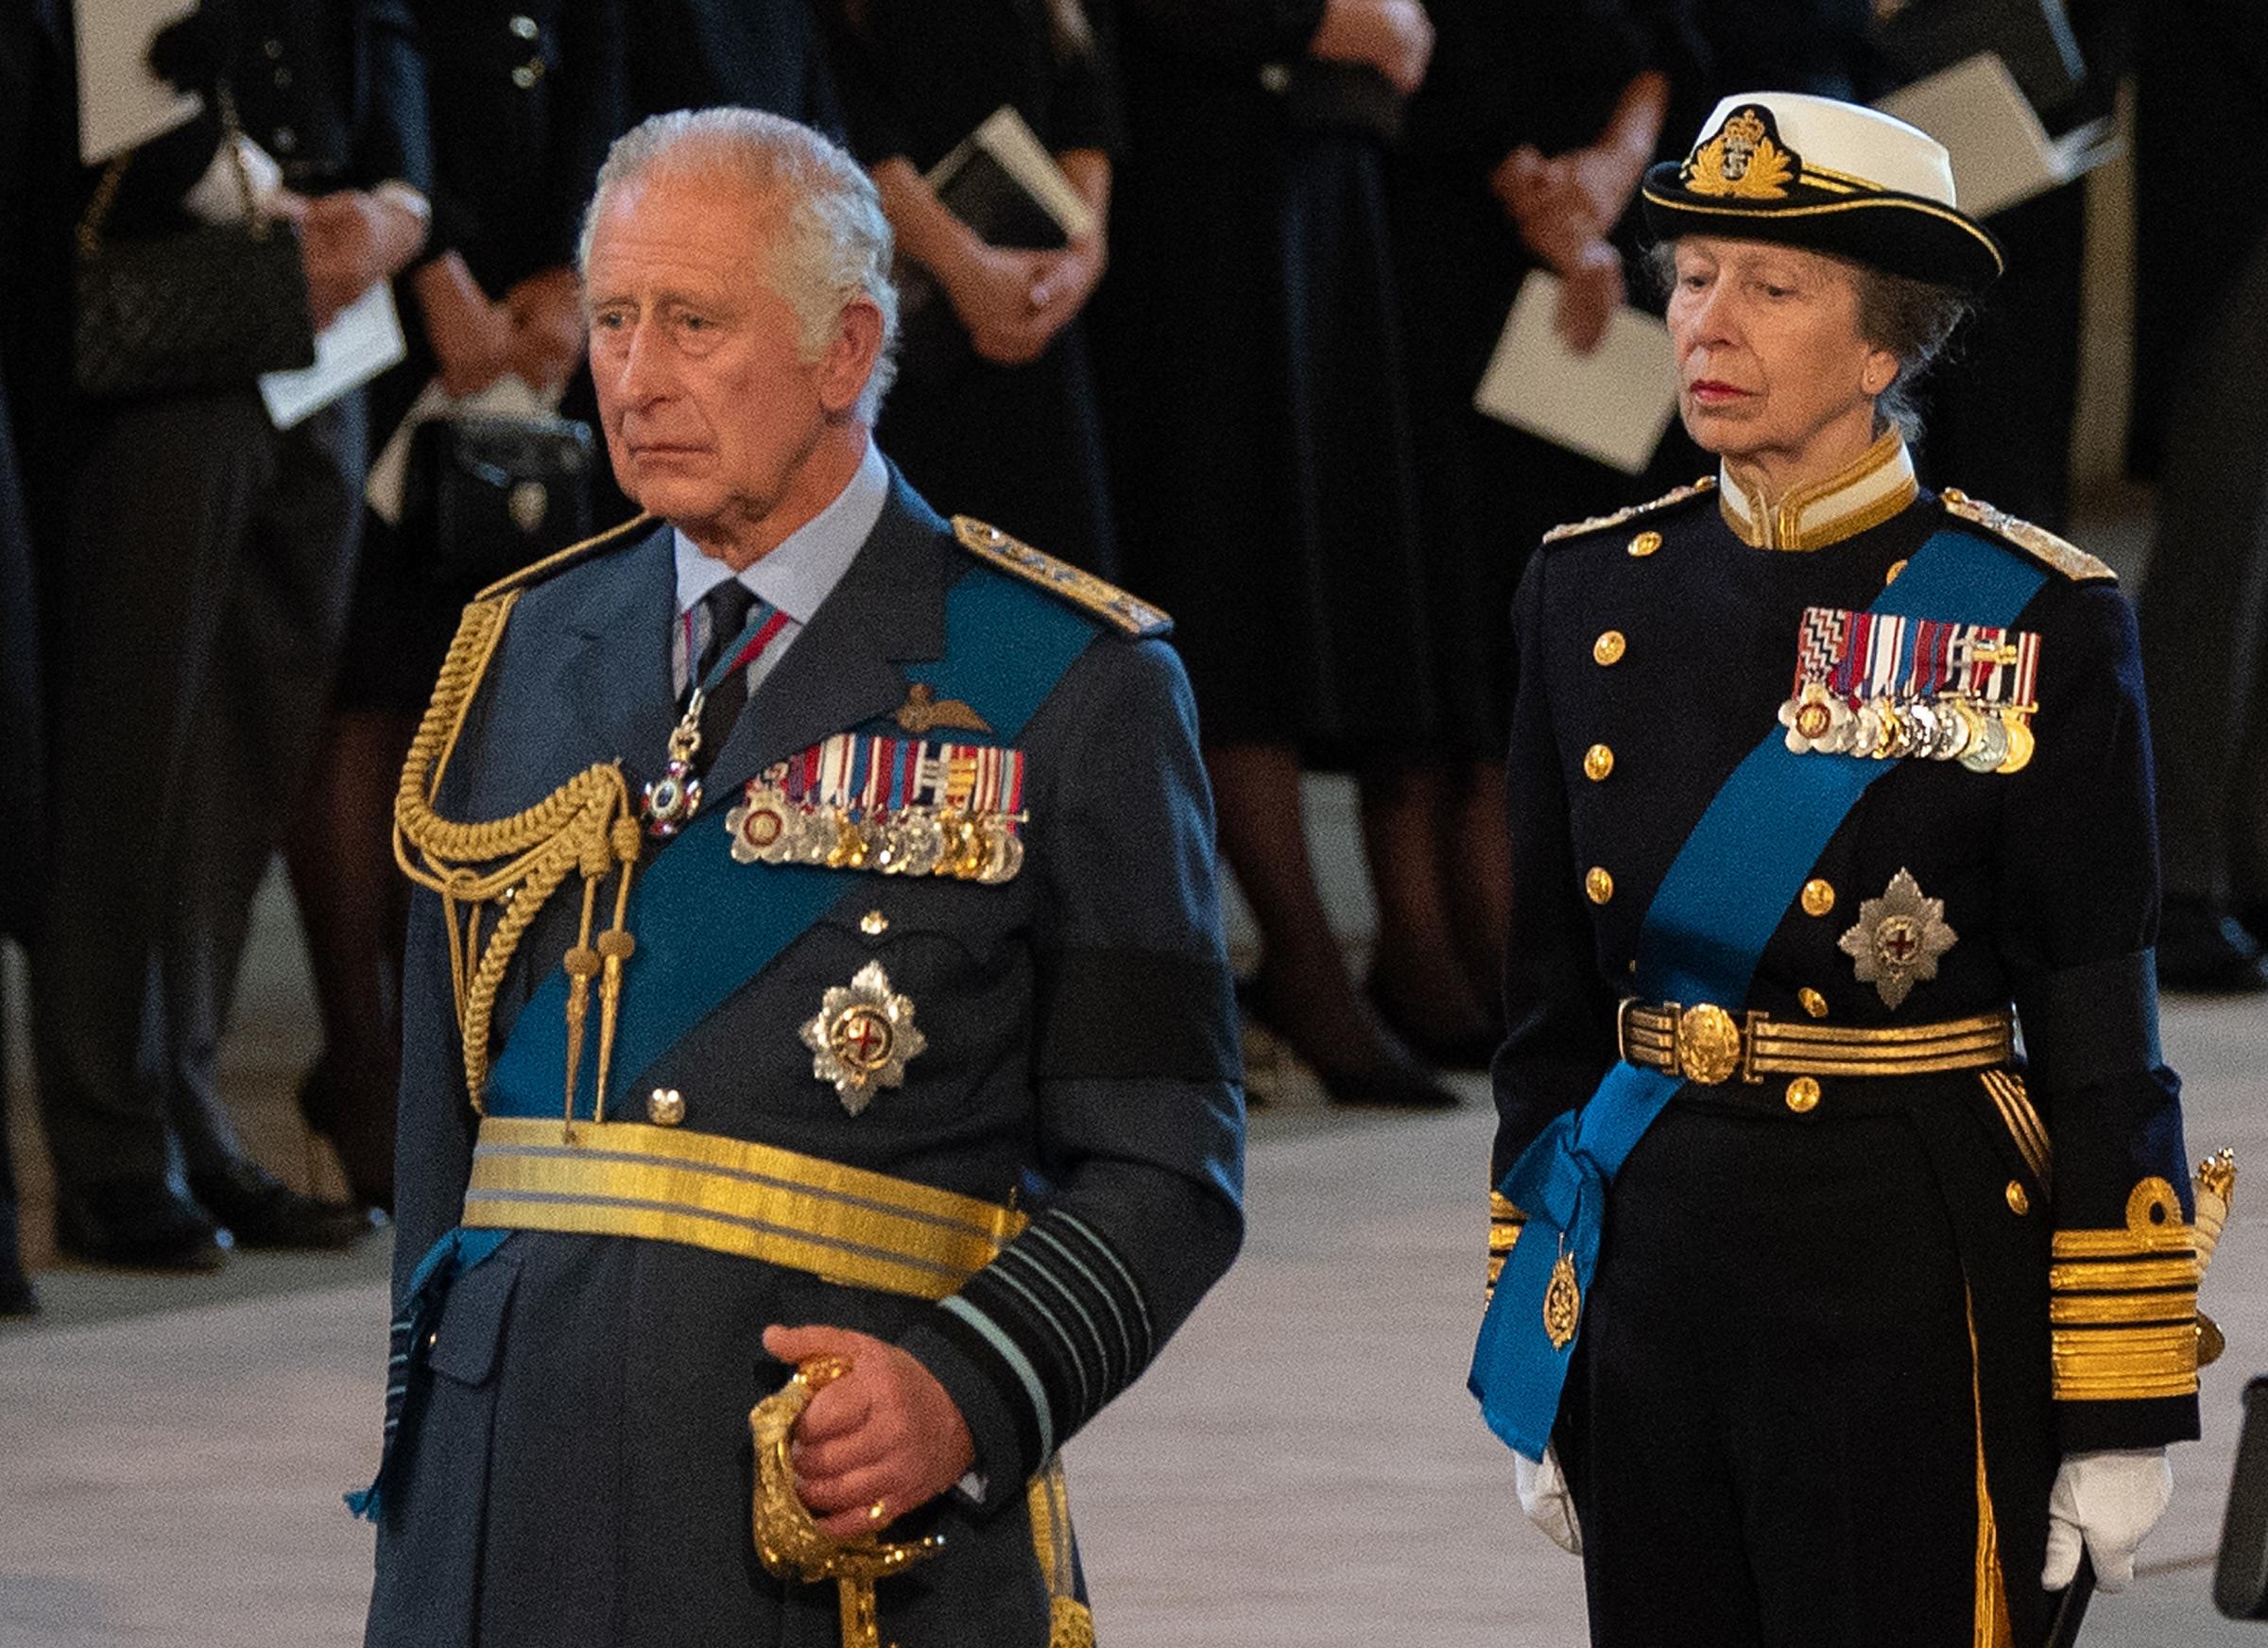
[2042,1448,2173,1591]
[1515,1442,1583,1555]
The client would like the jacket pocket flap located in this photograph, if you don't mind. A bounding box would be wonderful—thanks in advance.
[427,1254,520,1387]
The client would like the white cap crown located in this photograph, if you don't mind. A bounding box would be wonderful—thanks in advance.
[1694,92,1959,206]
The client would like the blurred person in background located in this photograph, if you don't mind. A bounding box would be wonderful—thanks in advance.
[2131,0,2268,990]
[28,0,424,1268]
[0,0,74,1316]
[1388,0,1671,1063]
[822,0,1124,576]
[286,0,624,1214]
[1095,0,1460,1107]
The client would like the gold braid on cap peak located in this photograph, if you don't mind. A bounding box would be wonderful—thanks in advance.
[394,592,644,1124]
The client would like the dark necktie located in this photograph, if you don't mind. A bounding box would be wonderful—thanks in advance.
[690,579,761,764]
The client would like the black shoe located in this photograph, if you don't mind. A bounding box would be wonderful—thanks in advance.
[297,1055,396,1216]
[0,1267,36,1316]
[1366,974,1503,1073]
[54,1176,231,1271]
[1236,974,1463,1110]
[188,1161,377,1251]
[2156,900,2268,993]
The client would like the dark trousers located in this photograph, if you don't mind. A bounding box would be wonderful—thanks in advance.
[1559,1103,2042,1647]
[2139,221,2268,912]
[31,387,365,1188]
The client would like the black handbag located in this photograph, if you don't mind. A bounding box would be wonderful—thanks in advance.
[401,413,596,597]
[73,87,318,400]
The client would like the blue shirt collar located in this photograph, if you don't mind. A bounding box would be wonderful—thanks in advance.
[672,438,891,623]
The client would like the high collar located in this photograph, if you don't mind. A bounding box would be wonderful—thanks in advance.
[1717,430,1917,552]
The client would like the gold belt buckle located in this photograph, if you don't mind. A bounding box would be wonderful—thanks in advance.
[1672,1003,1744,1086]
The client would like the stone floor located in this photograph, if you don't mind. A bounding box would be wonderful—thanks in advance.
[4,490,2264,1646]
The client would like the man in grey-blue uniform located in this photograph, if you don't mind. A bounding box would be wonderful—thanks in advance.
[357,108,1245,1647]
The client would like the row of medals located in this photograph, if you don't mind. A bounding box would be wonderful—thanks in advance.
[1783,681,2036,774]
[725,781,1027,884]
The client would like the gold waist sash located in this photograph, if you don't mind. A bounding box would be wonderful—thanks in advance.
[463,1116,1026,1299]
[1616,1002,2015,1086]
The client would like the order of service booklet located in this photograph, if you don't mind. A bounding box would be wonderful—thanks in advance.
[1473,269,1680,476]
[1875,50,2121,220]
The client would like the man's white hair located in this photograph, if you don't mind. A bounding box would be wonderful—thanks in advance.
[577,108,901,421]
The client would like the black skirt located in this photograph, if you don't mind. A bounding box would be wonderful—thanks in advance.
[1094,120,1437,769]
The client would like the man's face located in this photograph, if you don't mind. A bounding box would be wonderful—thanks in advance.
[584,171,836,543]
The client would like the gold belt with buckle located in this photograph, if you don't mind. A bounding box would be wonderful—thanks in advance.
[461,1116,1025,1298]
[1616,1001,2015,1086]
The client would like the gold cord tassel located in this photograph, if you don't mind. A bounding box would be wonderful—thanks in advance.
[394,592,642,1116]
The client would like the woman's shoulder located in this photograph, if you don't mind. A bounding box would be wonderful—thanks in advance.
[1538,474,1720,550]
[1933,489,2119,587]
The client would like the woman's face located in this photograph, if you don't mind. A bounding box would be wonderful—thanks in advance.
[1665,237,1899,477]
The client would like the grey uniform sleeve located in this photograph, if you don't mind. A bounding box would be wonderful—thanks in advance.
[896,634,1246,1506]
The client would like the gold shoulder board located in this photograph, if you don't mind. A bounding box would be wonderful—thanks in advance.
[1939,490,2117,585]
[473,512,657,602]
[951,516,1170,636]
[1540,476,1718,546]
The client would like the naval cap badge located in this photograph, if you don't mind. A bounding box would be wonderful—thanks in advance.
[1837,867,1956,1009]
[799,961,927,1114]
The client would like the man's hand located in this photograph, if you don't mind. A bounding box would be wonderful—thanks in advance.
[411,251,515,396]
[2043,1448,2173,1591]
[762,1323,975,1539]
[1516,1442,1583,1555]
[504,266,587,396]
[1307,0,1435,96]
[301,189,427,329]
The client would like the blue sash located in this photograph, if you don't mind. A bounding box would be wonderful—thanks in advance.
[1469,527,2048,1460]
[350,559,1102,1522]
[486,562,1100,1121]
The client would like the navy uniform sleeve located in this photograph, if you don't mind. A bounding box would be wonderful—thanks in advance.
[896,633,1246,1505]
[356,0,435,197]
[1993,578,2201,1451]
[1487,550,1620,1289]
[1049,7,1126,158]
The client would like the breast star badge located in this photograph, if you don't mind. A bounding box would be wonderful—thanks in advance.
[1837,868,1956,1009]
[799,962,927,1114]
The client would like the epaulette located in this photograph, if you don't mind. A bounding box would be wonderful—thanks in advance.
[473,513,657,602]
[1539,476,1717,546]
[1939,489,2117,585]
[951,515,1171,637]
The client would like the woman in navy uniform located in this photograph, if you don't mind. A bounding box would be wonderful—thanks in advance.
[1471,94,2201,1645]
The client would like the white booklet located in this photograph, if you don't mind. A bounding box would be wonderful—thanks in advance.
[1875,51,2121,220]
[924,105,1096,243]
[1473,270,1679,475]
[77,0,203,163]
[259,280,407,431]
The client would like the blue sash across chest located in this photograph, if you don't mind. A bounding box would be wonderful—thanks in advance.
[485,561,1100,1122]
[1469,527,2049,1460]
